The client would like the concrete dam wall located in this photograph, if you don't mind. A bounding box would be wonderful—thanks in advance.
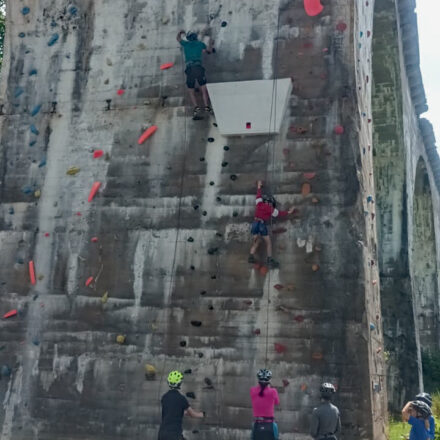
[0,0,439,439]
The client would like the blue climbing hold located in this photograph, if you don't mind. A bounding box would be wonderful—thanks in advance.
[47,33,59,46]
[30,125,39,135]
[29,69,37,76]
[8,207,14,215]
[31,104,42,116]
[14,87,24,98]
[18,32,26,38]
[29,140,37,147]
[360,31,363,37]
[21,7,30,15]
[370,322,376,330]
[22,186,33,195]
[367,195,373,203]
[50,20,57,27]
[38,158,46,168]
[69,6,78,15]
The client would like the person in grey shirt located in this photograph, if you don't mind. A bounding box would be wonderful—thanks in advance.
[310,383,341,440]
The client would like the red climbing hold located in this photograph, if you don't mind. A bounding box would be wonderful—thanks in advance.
[294,315,305,323]
[138,125,158,145]
[3,309,17,319]
[85,276,94,287]
[272,227,287,234]
[91,237,98,243]
[336,22,347,32]
[304,0,324,17]
[88,182,101,202]
[93,149,104,158]
[273,284,284,290]
[254,328,261,335]
[76,212,82,216]
[29,261,36,285]
[160,62,174,70]
[312,352,324,360]
[44,232,50,237]
[303,172,316,180]
[243,300,253,306]
[117,89,125,96]
[334,125,344,135]
[246,122,251,129]
[282,379,290,387]
[274,343,287,353]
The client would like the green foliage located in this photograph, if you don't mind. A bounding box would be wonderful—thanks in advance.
[387,418,409,440]
[422,351,440,392]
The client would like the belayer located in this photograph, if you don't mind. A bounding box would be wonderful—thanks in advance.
[158,370,205,440]
[402,399,432,440]
[176,29,213,119]
[310,383,341,440]
[248,180,296,268]
[415,392,435,439]
[250,369,280,439]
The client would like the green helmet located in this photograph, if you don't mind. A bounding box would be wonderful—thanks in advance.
[167,370,183,388]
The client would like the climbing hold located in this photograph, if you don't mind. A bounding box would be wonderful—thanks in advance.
[200,290,207,295]
[207,247,218,255]
[221,21,228,27]
[300,384,308,392]
[272,227,287,234]
[138,125,158,145]
[29,261,36,285]
[69,6,78,15]
[186,392,196,399]
[8,207,14,215]
[370,322,376,330]
[116,335,126,344]
[144,364,157,380]
[44,233,50,237]
[243,300,253,306]
[360,31,363,38]
[207,137,215,143]
[294,315,305,323]
[0,365,11,377]
[230,174,237,181]
[312,197,319,204]
[76,212,82,216]
[246,122,251,129]
[334,125,344,135]
[3,310,17,319]
[66,166,80,175]
[254,328,261,335]
[117,89,125,96]
[367,30,371,37]
[282,379,290,387]
[21,7,30,15]
[38,158,46,168]
[376,347,382,354]
[101,291,108,304]
[47,33,59,46]
[160,62,174,70]
[199,157,205,162]
[187,237,194,242]
[303,172,316,180]
[88,181,101,202]
[30,125,39,135]
[312,264,319,272]
[29,69,37,76]
[312,352,324,360]
[304,0,323,16]
[209,181,215,186]
[179,340,187,347]
[223,146,230,151]
[301,182,311,196]
[336,22,347,32]
[85,276,94,287]
[191,320,202,327]
[34,190,41,198]
[260,266,268,275]
[273,284,284,290]
[31,104,42,116]
[221,162,228,167]
[274,343,287,354]
[366,195,373,203]
[91,237,98,243]
[22,186,33,195]
[93,149,104,158]
[14,87,24,98]
[232,211,238,217]
[204,377,214,388]
[32,339,40,346]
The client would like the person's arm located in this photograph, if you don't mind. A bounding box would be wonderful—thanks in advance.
[185,407,205,419]
[335,413,341,434]
[310,409,319,438]
[176,30,185,43]
[256,180,263,203]
[272,205,296,218]
[401,402,412,422]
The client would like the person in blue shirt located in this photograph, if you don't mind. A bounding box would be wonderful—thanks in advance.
[176,30,213,118]
[415,393,435,440]
[402,400,431,440]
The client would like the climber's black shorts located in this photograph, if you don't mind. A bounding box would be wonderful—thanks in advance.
[158,432,185,440]
[185,64,207,88]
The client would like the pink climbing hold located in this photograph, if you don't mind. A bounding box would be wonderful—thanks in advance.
[138,125,158,145]
[117,89,125,96]
[44,232,50,237]
[29,261,36,285]
[3,309,17,319]
[273,284,284,290]
[303,172,316,180]
[334,125,344,135]
[91,237,98,243]
[76,212,82,216]
[294,315,305,323]
[336,22,347,32]
[304,0,324,17]
[93,149,104,158]
[246,122,251,129]
[367,30,371,37]
[254,328,261,335]
[88,182,101,202]
[160,62,174,70]
[85,276,94,287]
[274,343,287,354]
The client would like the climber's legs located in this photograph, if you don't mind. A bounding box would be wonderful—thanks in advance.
[249,236,262,260]
[200,84,211,109]
[262,235,272,258]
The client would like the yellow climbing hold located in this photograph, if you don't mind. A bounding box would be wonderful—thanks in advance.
[34,190,41,198]
[66,166,80,176]
[116,335,126,344]
[145,363,157,380]
[101,291,108,304]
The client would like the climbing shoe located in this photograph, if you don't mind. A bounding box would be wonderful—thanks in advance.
[204,106,214,115]
[248,254,257,264]
[267,257,279,268]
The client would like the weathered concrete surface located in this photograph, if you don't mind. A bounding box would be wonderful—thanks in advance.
[1,0,438,438]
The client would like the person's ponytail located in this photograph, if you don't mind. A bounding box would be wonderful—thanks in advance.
[258,382,268,397]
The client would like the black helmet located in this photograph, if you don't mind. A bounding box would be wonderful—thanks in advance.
[262,194,277,207]
[411,400,432,419]
[416,392,432,407]
[186,31,198,41]
[320,383,336,399]
[257,368,272,383]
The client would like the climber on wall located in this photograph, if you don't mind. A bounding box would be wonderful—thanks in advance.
[415,393,435,439]
[158,370,205,440]
[401,400,431,440]
[310,383,341,440]
[176,29,213,119]
[248,180,296,268]
[250,369,280,440]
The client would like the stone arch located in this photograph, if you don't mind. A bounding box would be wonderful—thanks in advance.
[412,157,439,354]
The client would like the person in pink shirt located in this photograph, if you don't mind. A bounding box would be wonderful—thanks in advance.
[250,369,280,440]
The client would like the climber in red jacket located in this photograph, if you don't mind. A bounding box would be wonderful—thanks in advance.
[248,181,295,268]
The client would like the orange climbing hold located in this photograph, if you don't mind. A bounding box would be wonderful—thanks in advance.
[138,125,158,145]
[303,172,316,180]
[85,276,94,287]
[300,384,307,391]
[88,182,101,202]
[304,0,324,16]
[29,261,36,285]
[3,309,17,319]
[93,149,104,158]
[274,343,287,353]
[160,62,174,70]
[302,182,311,196]
[260,266,268,276]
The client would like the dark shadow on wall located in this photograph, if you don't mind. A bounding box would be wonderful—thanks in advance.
[372,0,419,412]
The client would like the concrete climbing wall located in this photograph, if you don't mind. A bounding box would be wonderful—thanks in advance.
[0,0,393,439]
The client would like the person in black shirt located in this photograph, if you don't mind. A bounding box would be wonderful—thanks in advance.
[310,383,341,440]
[158,370,205,440]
